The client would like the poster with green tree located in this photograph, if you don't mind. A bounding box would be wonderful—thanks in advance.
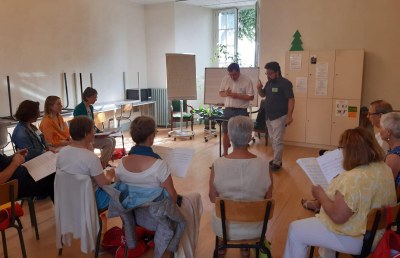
[290,30,304,51]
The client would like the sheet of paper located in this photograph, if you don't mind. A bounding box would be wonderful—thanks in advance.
[295,77,308,93]
[290,53,302,70]
[296,158,329,189]
[316,149,344,182]
[152,145,194,178]
[22,151,57,181]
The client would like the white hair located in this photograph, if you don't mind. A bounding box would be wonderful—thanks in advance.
[381,112,400,139]
[228,115,253,147]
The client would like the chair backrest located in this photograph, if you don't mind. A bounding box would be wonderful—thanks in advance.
[172,100,187,112]
[54,171,99,254]
[0,180,18,206]
[360,203,400,256]
[215,198,274,222]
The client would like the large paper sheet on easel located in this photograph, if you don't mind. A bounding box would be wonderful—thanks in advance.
[152,146,194,178]
[22,151,57,182]
[296,149,345,189]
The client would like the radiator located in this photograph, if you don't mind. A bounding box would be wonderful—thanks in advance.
[151,88,169,127]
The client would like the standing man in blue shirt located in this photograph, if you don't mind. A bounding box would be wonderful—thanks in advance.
[257,61,295,171]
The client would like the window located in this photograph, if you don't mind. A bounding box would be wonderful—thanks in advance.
[214,6,256,67]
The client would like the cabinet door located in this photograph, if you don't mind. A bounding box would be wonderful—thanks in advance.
[308,50,335,99]
[333,50,364,99]
[306,98,332,145]
[284,97,306,142]
[285,51,309,98]
[331,99,360,146]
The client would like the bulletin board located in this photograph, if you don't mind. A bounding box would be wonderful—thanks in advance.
[166,53,197,100]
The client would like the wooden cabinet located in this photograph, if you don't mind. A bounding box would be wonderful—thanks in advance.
[284,49,364,147]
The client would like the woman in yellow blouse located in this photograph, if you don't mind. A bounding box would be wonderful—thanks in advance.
[39,96,71,148]
[283,127,396,258]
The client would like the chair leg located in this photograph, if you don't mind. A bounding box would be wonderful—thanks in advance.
[24,197,39,240]
[1,230,8,258]
[13,223,27,258]
[213,236,219,258]
[95,216,103,258]
[122,134,125,151]
[309,246,315,258]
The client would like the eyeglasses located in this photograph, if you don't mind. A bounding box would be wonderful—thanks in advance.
[367,112,381,116]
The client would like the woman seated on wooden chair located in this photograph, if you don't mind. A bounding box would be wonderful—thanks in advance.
[11,100,56,161]
[56,116,114,210]
[115,116,202,258]
[209,115,273,258]
[73,87,116,168]
[283,127,397,258]
[39,96,72,148]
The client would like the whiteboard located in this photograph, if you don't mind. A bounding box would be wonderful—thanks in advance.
[204,67,259,107]
[166,53,197,100]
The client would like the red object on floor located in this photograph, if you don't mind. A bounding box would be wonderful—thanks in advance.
[0,203,24,230]
[115,240,148,258]
[113,148,126,160]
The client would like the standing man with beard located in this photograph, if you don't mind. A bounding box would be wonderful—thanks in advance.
[257,61,295,171]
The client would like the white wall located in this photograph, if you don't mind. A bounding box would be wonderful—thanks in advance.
[259,0,400,109]
[145,3,213,109]
[0,0,147,116]
[144,3,175,89]
[175,4,214,108]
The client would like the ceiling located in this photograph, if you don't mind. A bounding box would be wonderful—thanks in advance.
[128,0,256,9]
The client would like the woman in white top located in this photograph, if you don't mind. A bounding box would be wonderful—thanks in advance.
[209,115,273,257]
[56,116,114,210]
[116,116,202,258]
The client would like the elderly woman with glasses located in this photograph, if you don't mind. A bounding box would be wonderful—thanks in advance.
[284,127,396,258]
[209,115,273,258]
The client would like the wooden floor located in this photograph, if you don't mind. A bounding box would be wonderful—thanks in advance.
[0,125,351,258]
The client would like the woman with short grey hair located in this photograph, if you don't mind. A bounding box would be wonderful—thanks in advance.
[209,115,273,257]
[228,115,254,147]
[380,112,400,187]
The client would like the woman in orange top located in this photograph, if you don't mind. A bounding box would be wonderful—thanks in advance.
[39,96,71,147]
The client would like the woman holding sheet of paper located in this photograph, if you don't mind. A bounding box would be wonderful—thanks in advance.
[0,148,55,201]
[284,127,396,258]
[73,87,116,168]
[115,116,203,258]
[12,100,56,161]
[209,115,272,258]
[40,96,71,148]
[56,116,114,210]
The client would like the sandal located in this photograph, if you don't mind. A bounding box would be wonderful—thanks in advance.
[240,248,250,258]
[301,198,321,213]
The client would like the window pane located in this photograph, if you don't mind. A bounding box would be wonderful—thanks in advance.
[227,14,235,29]
[219,13,227,29]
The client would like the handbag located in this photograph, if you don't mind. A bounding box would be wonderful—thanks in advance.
[370,206,400,258]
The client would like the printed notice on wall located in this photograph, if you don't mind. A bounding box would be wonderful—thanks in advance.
[315,78,328,96]
[348,106,358,118]
[290,53,302,70]
[295,77,308,93]
[335,100,349,117]
[316,63,329,78]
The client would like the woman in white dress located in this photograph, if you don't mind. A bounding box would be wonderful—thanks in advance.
[209,115,273,257]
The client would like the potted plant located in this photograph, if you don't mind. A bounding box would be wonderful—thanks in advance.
[191,106,223,130]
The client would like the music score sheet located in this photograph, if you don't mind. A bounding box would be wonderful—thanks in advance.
[22,151,57,182]
[152,145,194,178]
[296,149,344,189]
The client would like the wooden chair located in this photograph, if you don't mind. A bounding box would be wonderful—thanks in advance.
[213,198,274,258]
[0,180,27,258]
[308,202,400,258]
[169,100,194,132]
